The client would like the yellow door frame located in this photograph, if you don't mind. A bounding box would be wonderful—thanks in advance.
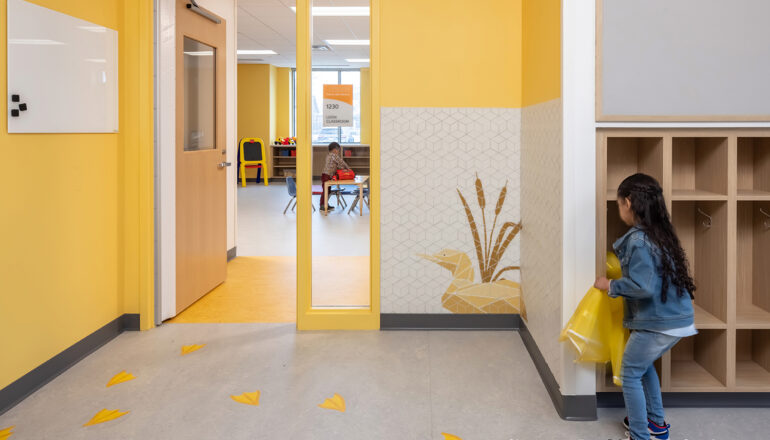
[295,0,380,330]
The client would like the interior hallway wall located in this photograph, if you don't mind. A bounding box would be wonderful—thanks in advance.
[0,0,153,389]
[275,67,292,139]
[379,0,523,314]
[237,63,277,179]
[520,0,564,387]
[157,0,237,320]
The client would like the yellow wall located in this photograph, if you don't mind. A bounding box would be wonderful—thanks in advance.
[381,0,523,108]
[0,0,153,390]
[237,64,280,178]
[522,0,561,105]
[276,67,292,138]
[360,67,371,144]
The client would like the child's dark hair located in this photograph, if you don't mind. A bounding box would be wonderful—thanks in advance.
[617,173,696,302]
[328,142,340,152]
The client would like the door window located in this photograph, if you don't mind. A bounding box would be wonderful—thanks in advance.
[183,37,216,151]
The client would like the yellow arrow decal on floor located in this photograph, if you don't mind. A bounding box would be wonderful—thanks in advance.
[0,426,14,439]
[83,409,129,427]
[230,390,261,406]
[441,433,462,440]
[106,371,136,387]
[181,344,205,355]
[318,393,345,412]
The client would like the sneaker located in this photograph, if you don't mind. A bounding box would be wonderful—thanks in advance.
[623,417,670,439]
[322,205,335,211]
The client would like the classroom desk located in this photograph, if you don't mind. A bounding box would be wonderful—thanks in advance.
[323,175,369,216]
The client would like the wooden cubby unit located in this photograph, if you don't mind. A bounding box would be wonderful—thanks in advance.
[737,201,770,328]
[735,330,770,390]
[597,129,770,394]
[737,138,770,200]
[670,330,727,390]
[606,137,664,200]
[672,137,728,200]
[672,201,728,327]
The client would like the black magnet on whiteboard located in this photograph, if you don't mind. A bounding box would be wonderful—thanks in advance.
[19,103,27,111]
[11,109,19,117]
[11,94,20,102]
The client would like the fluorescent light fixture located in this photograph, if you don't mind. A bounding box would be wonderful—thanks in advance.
[184,51,214,56]
[290,6,369,16]
[8,39,64,45]
[85,58,107,63]
[237,50,277,55]
[326,39,369,46]
[345,58,370,63]
[77,26,107,32]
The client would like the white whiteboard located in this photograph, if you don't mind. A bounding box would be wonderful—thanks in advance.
[7,0,118,133]
[600,0,770,120]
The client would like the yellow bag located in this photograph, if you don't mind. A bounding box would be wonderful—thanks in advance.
[559,252,629,386]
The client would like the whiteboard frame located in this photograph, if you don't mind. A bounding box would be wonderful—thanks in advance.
[595,0,770,122]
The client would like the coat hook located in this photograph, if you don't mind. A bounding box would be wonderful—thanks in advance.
[697,208,712,228]
[760,208,770,230]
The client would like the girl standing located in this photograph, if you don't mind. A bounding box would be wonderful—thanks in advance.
[594,173,696,440]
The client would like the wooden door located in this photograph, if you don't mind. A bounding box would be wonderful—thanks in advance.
[175,0,227,313]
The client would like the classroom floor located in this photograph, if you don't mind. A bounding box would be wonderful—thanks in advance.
[168,256,370,323]
[1,324,765,440]
[168,183,372,324]
[237,182,370,257]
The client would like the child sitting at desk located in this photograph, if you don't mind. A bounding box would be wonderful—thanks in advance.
[320,142,351,211]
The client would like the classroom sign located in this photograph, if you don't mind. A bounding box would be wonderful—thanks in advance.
[323,84,353,127]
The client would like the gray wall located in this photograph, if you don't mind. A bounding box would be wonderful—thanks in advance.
[601,0,770,119]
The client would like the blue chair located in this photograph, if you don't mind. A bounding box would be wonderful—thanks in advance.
[284,176,316,214]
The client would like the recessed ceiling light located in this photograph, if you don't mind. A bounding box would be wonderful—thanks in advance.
[345,58,370,63]
[326,40,369,46]
[290,6,369,16]
[237,50,277,55]
[8,39,64,45]
[77,26,107,33]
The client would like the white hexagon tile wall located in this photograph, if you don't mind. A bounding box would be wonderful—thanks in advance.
[380,107,522,315]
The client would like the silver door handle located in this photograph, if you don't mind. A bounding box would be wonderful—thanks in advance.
[218,162,232,169]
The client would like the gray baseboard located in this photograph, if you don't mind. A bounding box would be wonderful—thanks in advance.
[380,313,521,330]
[227,247,237,261]
[519,321,597,421]
[0,313,140,416]
[597,391,770,408]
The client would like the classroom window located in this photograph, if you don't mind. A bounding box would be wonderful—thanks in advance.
[310,69,361,144]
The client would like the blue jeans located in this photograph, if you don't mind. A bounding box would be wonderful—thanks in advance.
[621,330,680,440]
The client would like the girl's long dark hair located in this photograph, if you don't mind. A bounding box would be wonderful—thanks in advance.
[617,173,695,302]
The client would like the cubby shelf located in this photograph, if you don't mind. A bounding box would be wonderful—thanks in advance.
[672,200,728,325]
[672,137,728,198]
[737,200,770,329]
[738,137,770,199]
[606,137,664,196]
[735,330,770,390]
[670,330,727,391]
[598,130,770,393]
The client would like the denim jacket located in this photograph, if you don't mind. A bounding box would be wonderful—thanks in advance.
[610,226,694,330]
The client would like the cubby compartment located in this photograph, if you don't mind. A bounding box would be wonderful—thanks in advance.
[736,201,770,328]
[670,330,727,389]
[672,137,728,200]
[672,201,727,327]
[735,330,770,389]
[606,137,664,200]
[737,137,770,199]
